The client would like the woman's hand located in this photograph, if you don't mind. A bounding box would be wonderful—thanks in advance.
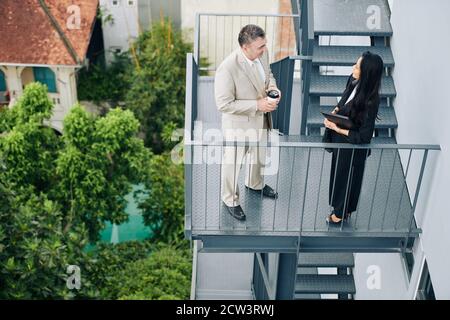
[324,118,339,132]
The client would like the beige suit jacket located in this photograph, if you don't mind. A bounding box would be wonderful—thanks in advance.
[214,48,278,135]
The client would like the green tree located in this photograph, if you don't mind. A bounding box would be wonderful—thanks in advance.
[125,19,191,153]
[0,83,151,298]
[55,105,152,241]
[85,241,153,299]
[113,244,192,300]
[138,152,185,244]
[0,181,96,299]
[77,53,131,106]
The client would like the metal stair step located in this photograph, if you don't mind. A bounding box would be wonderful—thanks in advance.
[294,293,322,300]
[310,73,397,97]
[313,45,394,67]
[307,104,398,129]
[314,0,392,36]
[298,253,355,268]
[295,274,356,294]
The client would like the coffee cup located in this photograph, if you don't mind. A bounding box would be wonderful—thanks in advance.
[267,90,280,104]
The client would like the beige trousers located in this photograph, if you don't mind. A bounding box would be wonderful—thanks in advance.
[221,129,267,207]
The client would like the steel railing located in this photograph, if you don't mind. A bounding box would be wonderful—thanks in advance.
[184,138,440,237]
[194,13,300,75]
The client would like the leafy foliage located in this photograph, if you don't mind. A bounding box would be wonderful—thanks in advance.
[113,244,192,300]
[124,19,191,153]
[0,182,96,299]
[77,53,131,105]
[0,83,152,298]
[85,241,153,299]
[55,105,152,241]
[138,153,185,244]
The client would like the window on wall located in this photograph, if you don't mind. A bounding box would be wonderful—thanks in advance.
[416,260,436,300]
[0,70,6,91]
[111,0,120,7]
[33,67,57,93]
[127,0,136,6]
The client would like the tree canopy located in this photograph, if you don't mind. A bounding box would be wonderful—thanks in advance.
[0,82,152,298]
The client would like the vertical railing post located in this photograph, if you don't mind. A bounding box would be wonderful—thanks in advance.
[405,149,429,240]
[184,53,197,238]
[300,0,314,135]
[394,149,413,230]
[300,148,312,231]
[194,14,200,63]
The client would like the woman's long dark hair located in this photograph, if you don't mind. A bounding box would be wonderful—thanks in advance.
[350,51,384,125]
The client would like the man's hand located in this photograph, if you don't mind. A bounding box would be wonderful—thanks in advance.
[257,98,277,113]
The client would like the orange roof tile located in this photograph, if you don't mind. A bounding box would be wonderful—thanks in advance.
[0,0,99,66]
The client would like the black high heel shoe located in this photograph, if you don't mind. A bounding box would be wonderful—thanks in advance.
[326,213,344,225]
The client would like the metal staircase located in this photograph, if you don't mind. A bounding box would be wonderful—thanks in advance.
[295,252,355,300]
[300,0,398,139]
[185,1,441,301]
[294,0,396,299]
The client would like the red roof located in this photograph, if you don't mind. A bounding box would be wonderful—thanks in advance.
[0,0,99,66]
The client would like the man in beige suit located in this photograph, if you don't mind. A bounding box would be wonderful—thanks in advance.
[215,25,281,221]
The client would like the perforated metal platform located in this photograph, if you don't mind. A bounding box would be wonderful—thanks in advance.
[310,72,397,97]
[189,130,415,237]
[313,45,395,67]
[295,274,356,294]
[298,252,354,268]
[313,0,393,36]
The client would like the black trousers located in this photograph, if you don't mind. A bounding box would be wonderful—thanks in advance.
[329,149,367,219]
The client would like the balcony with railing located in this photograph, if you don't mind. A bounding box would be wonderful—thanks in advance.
[184,9,440,253]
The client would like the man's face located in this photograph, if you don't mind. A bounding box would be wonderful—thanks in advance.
[242,37,267,61]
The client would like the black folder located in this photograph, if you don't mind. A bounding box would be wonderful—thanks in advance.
[321,111,355,129]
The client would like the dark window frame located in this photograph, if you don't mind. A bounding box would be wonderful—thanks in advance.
[416,260,436,300]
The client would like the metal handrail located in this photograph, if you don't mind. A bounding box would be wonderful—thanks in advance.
[184,139,441,151]
[185,139,440,236]
[194,13,300,73]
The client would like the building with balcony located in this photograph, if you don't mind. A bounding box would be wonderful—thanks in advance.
[185,0,449,300]
[0,0,99,132]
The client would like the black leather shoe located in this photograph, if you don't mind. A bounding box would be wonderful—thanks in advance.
[224,204,246,221]
[246,185,278,199]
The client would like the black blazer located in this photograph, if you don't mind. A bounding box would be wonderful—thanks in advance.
[323,75,380,163]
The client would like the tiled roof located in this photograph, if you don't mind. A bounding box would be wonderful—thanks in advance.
[0,0,99,66]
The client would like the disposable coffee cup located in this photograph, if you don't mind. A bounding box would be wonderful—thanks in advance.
[267,90,280,104]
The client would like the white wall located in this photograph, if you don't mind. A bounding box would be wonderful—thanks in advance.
[182,0,279,33]
[50,67,78,132]
[1,65,77,132]
[100,0,140,63]
[195,251,254,299]
[389,0,450,299]
[353,253,409,300]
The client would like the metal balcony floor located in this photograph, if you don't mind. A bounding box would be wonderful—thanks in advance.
[190,134,415,237]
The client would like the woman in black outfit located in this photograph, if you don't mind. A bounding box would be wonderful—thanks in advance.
[323,51,384,224]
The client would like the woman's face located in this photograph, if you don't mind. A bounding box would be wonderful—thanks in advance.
[352,57,362,80]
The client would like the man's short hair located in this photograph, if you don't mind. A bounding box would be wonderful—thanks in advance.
[238,24,266,47]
